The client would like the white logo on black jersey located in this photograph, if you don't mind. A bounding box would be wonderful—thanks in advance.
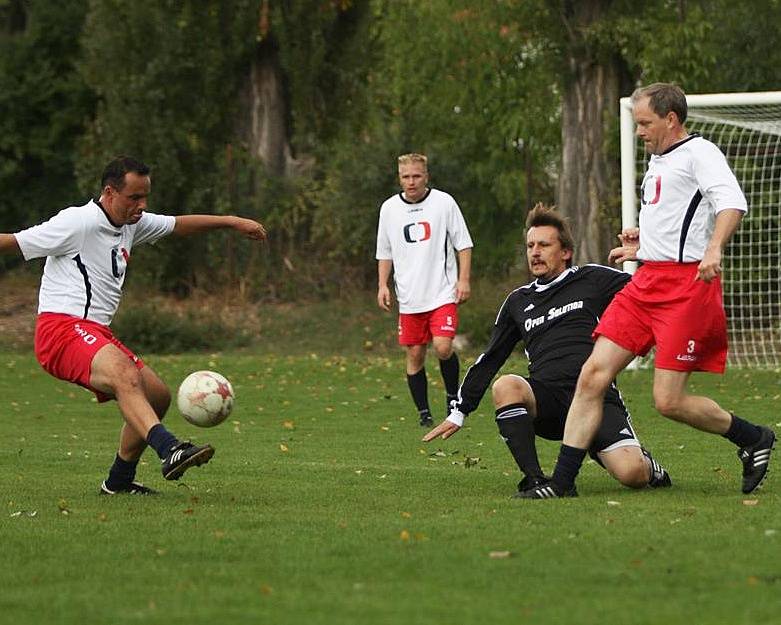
[523,303,535,312]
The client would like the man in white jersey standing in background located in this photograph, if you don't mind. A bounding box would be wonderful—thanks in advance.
[520,83,775,499]
[376,153,473,426]
[0,156,267,494]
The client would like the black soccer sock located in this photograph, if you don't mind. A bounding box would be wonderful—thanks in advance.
[105,454,139,490]
[722,413,762,447]
[439,352,460,396]
[406,368,430,415]
[146,424,179,460]
[496,404,544,479]
[551,444,587,491]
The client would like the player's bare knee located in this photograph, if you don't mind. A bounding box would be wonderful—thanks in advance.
[575,360,612,398]
[653,392,684,420]
[433,343,453,360]
[111,365,145,398]
[492,375,529,407]
[616,461,649,489]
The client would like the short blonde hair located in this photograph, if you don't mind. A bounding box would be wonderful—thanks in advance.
[397,153,428,169]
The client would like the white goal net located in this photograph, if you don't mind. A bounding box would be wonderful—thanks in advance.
[620,91,781,368]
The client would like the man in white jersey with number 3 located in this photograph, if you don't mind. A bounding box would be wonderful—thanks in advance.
[520,83,775,499]
[0,156,267,494]
[376,153,473,426]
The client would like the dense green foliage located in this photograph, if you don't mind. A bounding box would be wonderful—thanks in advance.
[0,0,92,271]
[2,352,780,624]
[2,0,781,295]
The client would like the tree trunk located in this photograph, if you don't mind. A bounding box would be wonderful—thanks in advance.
[238,34,292,177]
[556,0,624,265]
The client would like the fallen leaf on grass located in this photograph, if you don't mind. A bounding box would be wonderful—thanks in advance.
[743,499,759,506]
[282,420,295,430]
[489,551,512,559]
[400,530,410,542]
[279,443,289,452]
[607,501,620,506]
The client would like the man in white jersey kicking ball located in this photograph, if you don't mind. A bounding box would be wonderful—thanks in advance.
[519,83,775,499]
[376,153,473,426]
[0,156,267,494]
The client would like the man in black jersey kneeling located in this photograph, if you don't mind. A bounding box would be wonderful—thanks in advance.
[422,204,670,496]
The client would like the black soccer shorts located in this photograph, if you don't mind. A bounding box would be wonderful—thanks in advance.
[525,376,639,454]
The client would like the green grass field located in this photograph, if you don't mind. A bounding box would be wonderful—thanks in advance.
[1,351,779,625]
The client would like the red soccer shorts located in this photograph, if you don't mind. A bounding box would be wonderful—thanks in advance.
[398,303,458,346]
[34,313,144,402]
[594,261,727,373]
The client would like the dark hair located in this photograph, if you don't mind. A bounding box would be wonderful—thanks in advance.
[631,82,688,124]
[100,156,151,191]
[525,202,575,267]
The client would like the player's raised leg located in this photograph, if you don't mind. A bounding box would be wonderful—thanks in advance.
[101,365,171,495]
[90,344,214,484]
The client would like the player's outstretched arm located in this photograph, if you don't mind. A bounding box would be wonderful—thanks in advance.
[0,234,21,256]
[173,215,267,240]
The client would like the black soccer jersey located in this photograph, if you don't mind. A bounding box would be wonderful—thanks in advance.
[454,264,630,416]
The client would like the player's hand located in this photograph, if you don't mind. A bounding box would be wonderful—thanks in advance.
[608,244,638,265]
[235,217,267,241]
[422,419,460,442]
[609,227,639,264]
[456,279,471,303]
[697,247,722,282]
[377,285,392,311]
[618,227,639,246]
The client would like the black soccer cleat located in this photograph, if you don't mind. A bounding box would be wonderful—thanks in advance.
[515,479,577,499]
[419,410,434,427]
[512,475,550,498]
[642,448,672,488]
[738,426,775,494]
[99,480,159,496]
[162,442,215,481]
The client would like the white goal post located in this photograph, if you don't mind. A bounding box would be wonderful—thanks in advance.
[620,90,781,368]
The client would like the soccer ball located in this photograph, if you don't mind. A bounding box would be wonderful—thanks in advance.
[176,370,235,427]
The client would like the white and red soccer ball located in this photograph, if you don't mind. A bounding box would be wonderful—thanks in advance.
[176,370,235,427]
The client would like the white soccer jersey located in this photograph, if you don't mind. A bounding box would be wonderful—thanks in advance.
[638,134,747,262]
[376,188,473,313]
[15,200,175,326]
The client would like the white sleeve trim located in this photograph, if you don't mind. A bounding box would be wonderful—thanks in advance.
[446,410,465,427]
